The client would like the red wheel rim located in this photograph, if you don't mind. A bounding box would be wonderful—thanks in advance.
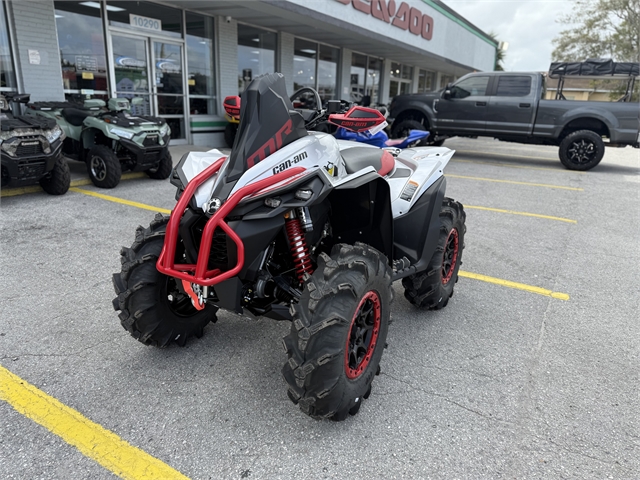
[442,228,459,285]
[345,291,381,379]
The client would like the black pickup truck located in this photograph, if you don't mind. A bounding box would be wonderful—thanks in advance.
[389,62,639,171]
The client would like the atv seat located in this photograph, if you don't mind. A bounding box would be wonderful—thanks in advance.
[61,108,92,126]
[341,147,394,176]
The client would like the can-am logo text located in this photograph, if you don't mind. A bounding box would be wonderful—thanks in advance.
[335,0,434,40]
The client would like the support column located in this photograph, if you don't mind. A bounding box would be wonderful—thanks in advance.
[380,58,393,105]
[277,32,295,94]
[338,48,352,101]
[215,15,238,109]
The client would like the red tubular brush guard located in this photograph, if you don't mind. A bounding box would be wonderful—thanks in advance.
[157,157,306,287]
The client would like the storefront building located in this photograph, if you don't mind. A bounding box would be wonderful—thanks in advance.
[1,0,497,146]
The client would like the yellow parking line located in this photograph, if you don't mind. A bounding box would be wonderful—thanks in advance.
[1,173,146,198]
[459,270,570,300]
[70,187,171,214]
[451,158,586,174]
[465,205,577,223]
[447,174,583,191]
[0,365,189,480]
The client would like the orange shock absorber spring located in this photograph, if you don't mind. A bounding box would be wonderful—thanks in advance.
[285,217,313,283]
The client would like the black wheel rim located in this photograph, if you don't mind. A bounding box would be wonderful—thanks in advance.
[345,291,381,379]
[442,228,459,285]
[163,276,201,316]
[567,139,597,165]
[90,156,107,181]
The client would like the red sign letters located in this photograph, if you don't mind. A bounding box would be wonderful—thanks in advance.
[336,0,434,40]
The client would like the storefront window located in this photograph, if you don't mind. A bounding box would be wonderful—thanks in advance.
[389,61,413,98]
[350,53,366,103]
[366,57,382,104]
[418,69,434,92]
[293,38,339,104]
[111,34,151,115]
[349,54,382,105]
[54,1,108,96]
[318,44,338,102]
[107,2,182,39]
[238,24,276,94]
[186,12,215,115]
[0,2,17,92]
[440,74,454,89]
[293,38,316,93]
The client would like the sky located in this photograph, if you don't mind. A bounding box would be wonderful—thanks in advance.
[441,0,576,72]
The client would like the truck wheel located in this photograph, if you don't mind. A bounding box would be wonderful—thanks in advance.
[146,151,172,179]
[224,123,238,148]
[282,243,392,421]
[87,145,121,188]
[112,213,217,347]
[391,119,443,146]
[403,198,466,310]
[559,130,605,171]
[39,155,70,195]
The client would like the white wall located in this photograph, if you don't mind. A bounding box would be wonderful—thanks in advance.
[284,0,495,72]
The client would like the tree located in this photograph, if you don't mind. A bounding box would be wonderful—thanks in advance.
[488,32,506,71]
[552,0,639,101]
[552,0,640,63]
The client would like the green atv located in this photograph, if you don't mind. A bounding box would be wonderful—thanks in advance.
[1,92,70,195]
[26,97,172,188]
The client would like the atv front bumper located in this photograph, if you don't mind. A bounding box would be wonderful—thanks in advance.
[119,136,169,172]
[1,138,63,188]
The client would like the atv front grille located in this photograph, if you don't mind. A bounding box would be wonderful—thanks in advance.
[16,137,44,156]
[17,159,46,180]
[208,228,229,270]
[142,151,161,164]
[143,132,160,146]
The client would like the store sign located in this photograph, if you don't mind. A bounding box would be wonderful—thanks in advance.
[335,0,434,40]
[129,14,162,32]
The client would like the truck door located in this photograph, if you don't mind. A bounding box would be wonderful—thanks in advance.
[486,75,536,135]
[434,75,490,134]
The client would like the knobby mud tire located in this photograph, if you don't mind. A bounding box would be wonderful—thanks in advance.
[87,145,121,188]
[39,155,70,195]
[112,213,217,347]
[282,243,392,421]
[403,198,466,310]
[146,151,173,179]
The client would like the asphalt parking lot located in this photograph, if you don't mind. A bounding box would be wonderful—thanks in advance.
[1,137,638,479]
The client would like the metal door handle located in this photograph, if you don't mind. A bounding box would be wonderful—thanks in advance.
[475,101,487,106]
[519,103,531,108]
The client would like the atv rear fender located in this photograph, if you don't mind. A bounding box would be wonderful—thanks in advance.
[326,172,394,264]
[393,176,446,268]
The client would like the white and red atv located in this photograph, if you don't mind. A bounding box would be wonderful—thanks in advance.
[112,73,465,421]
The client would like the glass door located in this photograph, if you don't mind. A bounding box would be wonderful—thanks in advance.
[151,40,185,142]
[111,34,152,116]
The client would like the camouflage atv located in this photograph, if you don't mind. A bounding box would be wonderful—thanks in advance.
[26,97,172,188]
[0,92,69,195]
